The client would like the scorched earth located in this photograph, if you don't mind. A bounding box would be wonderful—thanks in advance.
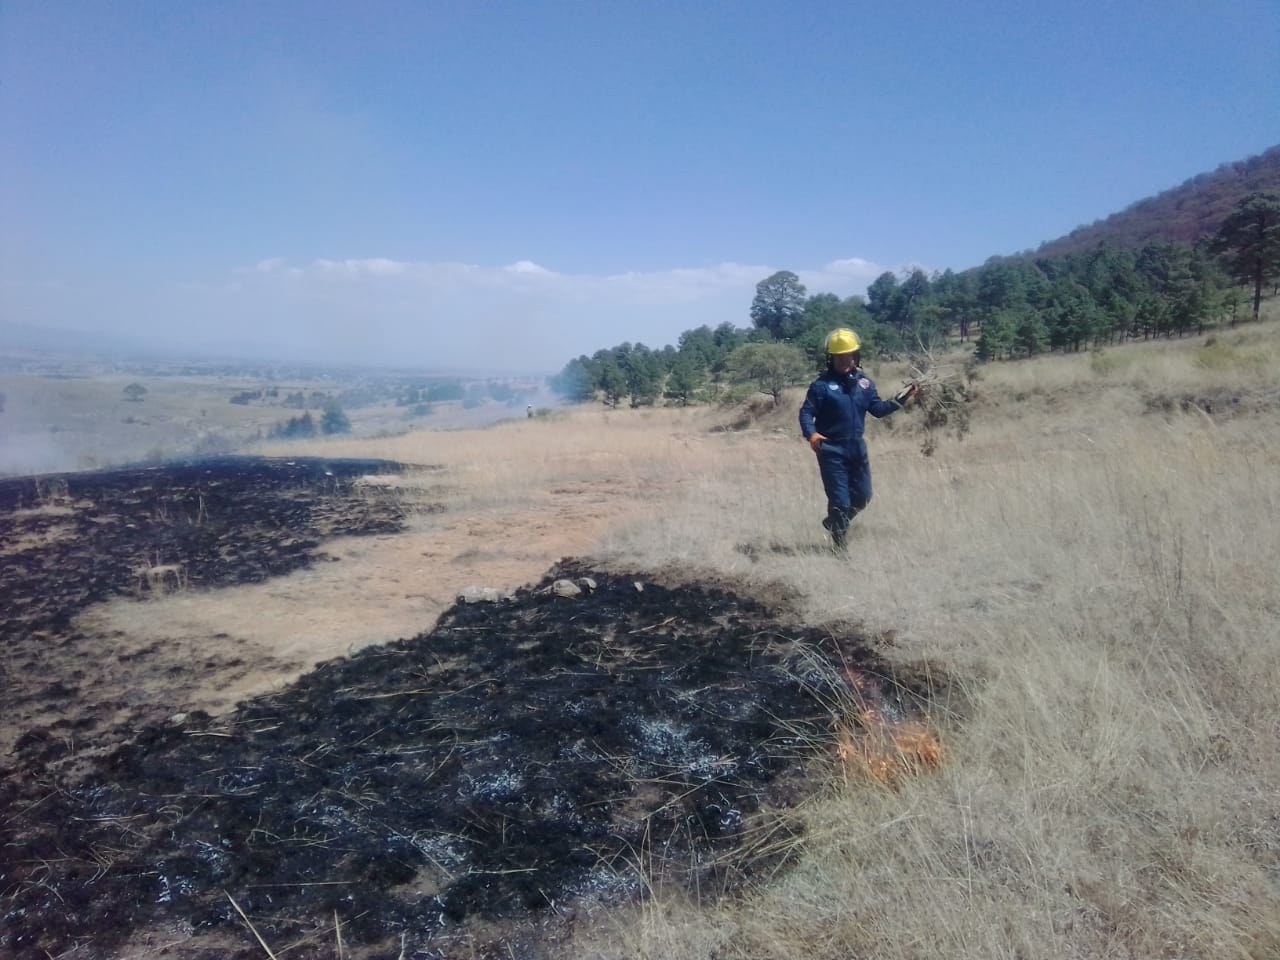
[0,456,940,959]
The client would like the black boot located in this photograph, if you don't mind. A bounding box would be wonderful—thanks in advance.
[824,512,850,554]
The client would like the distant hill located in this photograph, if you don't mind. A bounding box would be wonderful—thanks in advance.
[1031,144,1280,259]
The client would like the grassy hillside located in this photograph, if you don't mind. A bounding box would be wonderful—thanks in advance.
[262,304,1280,959]
[1033,144,1280,258]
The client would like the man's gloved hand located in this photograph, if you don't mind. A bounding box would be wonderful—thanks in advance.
[808,432,827,453]
[893,381,920,406]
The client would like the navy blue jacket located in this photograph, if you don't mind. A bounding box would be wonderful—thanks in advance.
[799,368,901,446]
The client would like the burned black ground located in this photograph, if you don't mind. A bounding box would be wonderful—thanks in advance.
[0,456,414,760]
[1,459,937,959]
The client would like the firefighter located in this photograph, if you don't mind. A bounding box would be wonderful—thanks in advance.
[799,328,917,552]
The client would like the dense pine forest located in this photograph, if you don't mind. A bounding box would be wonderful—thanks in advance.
[553,147,1280,406]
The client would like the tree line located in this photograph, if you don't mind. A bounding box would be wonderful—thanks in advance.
[551,191,1280,405]
[270,406,351,439]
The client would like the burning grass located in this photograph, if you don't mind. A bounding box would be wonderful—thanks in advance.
[833,665,945,787]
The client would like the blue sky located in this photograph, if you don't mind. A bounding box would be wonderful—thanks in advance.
[2,1,1277,374]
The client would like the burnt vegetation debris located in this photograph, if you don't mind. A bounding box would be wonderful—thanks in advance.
[2,554,936,959]
[0,455,411,623]
[0,456,416,760]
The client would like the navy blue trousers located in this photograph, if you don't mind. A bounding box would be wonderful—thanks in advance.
[816,439,873,544]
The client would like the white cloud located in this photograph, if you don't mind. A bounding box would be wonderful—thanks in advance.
[195,255,913,371]
[505,260,551,275]
[8,254,907,374]
[824,257,878,275]
[798,258,889,294]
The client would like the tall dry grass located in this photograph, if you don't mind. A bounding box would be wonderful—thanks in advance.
[570,322,1280,959]
[273,315,1280,959]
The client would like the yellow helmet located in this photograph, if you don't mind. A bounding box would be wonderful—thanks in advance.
[824,328,861,355]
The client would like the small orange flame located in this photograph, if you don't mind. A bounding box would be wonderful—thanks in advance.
[836,708,943,787]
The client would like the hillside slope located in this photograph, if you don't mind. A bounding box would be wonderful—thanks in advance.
[1032,144,1280,258]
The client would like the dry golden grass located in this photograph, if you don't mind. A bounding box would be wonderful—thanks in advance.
[227,311,1280,959]
[563,325,1280,959]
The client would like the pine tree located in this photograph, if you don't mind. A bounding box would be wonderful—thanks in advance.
[1211,191,1280,322]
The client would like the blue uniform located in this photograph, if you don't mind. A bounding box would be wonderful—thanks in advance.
[799,367,903,546]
